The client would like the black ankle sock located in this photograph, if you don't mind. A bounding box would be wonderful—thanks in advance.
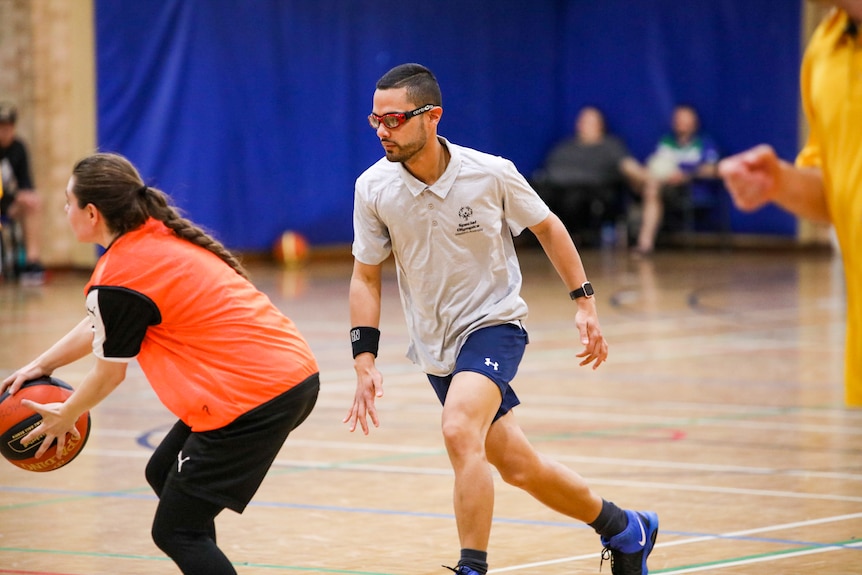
[589,499,629,538]
[459,548,488,574]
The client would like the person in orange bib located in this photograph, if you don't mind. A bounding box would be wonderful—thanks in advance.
[1,152,320,575]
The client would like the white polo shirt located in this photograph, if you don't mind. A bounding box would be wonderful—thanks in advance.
[353,137,550,376]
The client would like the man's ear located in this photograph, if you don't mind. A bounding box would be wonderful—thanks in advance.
[428,106,443,126]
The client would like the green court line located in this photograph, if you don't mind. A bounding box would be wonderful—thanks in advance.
[0,547,398,575]
[0,547,172,564]
[651,537,862,573]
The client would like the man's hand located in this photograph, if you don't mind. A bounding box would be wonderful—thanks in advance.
[343,354,384,434]
[574,301,608,369]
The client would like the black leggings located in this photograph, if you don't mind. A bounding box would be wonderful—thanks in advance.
[144,376,319,574]
[146,421,236,575]
[151,485,235,575]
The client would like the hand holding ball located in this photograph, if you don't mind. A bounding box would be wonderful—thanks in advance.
[0,376,91,472]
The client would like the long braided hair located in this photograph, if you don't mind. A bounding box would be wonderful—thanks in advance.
[71,153,249,280]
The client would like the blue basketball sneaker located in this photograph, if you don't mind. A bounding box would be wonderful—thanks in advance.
[600,510,659,575]
[442,565,481,575]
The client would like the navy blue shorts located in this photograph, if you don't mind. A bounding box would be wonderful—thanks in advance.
[427,323,528,422]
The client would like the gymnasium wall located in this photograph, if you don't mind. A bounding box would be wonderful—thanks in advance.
[95,0,803,251]
[3,0,804,259]
[0,0,96,267]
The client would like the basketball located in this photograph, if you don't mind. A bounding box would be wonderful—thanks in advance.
[0,376,91,472]
[272,230,310,268]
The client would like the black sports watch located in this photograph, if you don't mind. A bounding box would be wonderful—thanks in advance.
[569,281,595,300]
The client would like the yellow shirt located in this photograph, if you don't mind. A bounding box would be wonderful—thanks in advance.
[797,9,862,406]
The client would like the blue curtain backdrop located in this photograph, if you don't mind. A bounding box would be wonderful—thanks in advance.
[95,0,801,250]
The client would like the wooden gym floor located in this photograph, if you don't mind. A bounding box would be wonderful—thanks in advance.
[0,244,860,574]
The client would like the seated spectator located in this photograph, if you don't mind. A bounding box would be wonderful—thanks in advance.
[634,104,719,255]
[0,101,45,284]
[533,106,647,245]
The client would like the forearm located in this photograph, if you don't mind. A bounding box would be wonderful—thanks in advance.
[60,359,126,420]
[775,163,831,223]
[349,261,384,365]
[695,163,718,179]
[531,213,589,291]
[33,317,95,373]
[346,261,385,433]
[531,212,606,367]
[349,271,382,328]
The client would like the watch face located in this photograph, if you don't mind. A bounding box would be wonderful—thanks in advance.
[584,282,594,296]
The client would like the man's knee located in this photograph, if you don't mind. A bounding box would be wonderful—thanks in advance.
[496,459,532,488]
[441,412,476,451]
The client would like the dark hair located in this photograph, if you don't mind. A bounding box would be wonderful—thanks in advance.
[376,63,442,107]
[71,153,249,280]
[0,101,17,124]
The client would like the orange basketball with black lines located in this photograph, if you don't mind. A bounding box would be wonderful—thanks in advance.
[0,376,91,472]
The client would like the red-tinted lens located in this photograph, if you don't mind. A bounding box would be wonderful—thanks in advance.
[368,113,407,129]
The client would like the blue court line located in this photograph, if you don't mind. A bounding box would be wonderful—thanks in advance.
[2,484,860,553]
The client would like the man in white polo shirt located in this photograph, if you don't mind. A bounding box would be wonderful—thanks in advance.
[345,63,658,575]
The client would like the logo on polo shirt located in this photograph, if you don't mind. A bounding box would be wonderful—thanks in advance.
[456,205,482,236]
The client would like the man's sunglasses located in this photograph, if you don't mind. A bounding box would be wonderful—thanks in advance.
[368,104,436,129]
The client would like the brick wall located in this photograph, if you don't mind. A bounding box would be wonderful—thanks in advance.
[0,0,96,268]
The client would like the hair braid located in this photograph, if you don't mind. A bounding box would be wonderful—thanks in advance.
[71,153,249,280]
[141,188,250,280]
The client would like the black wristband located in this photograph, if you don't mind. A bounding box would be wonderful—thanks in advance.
[350,326,380,358]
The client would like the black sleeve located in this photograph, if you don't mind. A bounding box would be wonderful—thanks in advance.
[86,286,162,360]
